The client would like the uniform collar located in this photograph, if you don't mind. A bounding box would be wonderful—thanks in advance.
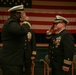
[56,28,66,34]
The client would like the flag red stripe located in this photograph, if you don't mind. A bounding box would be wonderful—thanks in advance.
[32,5,76,10]
[33,29,76,34]
[30,21,76,26]
[27,13,76,18]
[0,28,2,32]
[0,12,76,18]
[0,12,10,15]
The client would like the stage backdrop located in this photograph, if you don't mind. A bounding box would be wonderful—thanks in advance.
[0,0,76,34]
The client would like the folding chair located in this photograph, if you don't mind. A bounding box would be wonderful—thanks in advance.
[44,60,50,75]
[72,55,76,75]
[40,59,52,75]
[72,61,76,75]
[31,61,35,75]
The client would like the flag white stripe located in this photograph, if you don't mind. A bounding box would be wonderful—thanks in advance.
[0,16,76,22]
[29,17,76,22]
[0,16,9,20]
[26,9,76,14]
[0,8,76,14]
[0,24,76,30]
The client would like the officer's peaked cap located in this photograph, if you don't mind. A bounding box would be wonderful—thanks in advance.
[8,5,24,12]
[54,15,69,24]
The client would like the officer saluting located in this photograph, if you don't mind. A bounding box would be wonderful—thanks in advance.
[0,4,36,75]
[46,15,75,75]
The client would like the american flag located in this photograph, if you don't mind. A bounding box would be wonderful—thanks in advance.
[0,0,76,34]
[0,0,32,7]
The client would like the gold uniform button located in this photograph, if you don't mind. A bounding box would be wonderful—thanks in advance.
[52,57,53,58]
[24,47,26,49]
[25,40,27,42]
[53,47,54,48]
[52,52,54,53]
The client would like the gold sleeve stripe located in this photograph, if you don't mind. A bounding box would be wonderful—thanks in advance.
[64,59,72,65]
[23,21,31,27]
[32,51,36,55]
[54,20,63,23]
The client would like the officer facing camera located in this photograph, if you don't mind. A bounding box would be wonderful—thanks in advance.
[46,15,75,75]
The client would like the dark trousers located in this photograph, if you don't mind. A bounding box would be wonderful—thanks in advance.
[1,58,32,75]
[1,65,23,75]
[24,58,32,75]
[52,68,72,75]
[50,60,72,75]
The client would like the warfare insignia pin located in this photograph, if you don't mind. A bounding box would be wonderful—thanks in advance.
[55,36,61,48]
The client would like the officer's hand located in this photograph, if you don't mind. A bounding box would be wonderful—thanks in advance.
[62,66,69,72]
[31,56,35,60]
[46,25,54,34]
[20,11,29,21]
[46,30,52,35]
[51,25,54,31]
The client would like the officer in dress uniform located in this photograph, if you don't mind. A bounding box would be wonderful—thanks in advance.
[0,5,36,75]
[23,29,36,75]
[46,15,75,75]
